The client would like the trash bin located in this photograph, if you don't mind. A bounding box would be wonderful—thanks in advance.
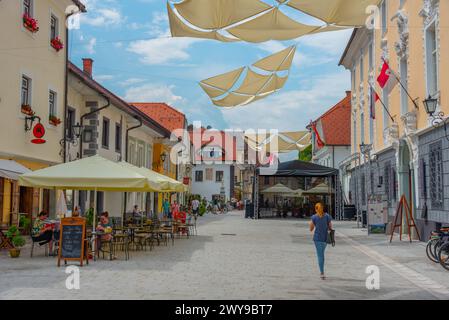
[343,206,356,220]
[245,202,254,218]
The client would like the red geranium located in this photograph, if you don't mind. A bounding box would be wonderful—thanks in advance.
[49,115,62,126]
[50,37,64,52]
[21,104,35,116]
[23,13,39,33]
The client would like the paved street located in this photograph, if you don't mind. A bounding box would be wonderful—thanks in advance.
[1,211,449,300]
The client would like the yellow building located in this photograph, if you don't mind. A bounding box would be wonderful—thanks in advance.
[0,0,85,227]
[339,0,449,239]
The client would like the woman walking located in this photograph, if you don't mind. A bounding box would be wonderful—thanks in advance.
[310,202,333,280]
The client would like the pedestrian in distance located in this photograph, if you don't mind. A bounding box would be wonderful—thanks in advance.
[309,202,333,280]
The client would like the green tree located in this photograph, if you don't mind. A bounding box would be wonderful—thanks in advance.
[298,145,312,162]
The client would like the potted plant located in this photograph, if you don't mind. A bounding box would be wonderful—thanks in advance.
[21,104,35,116]
[85,208,94,228]
[49,115,62,126]
[6,226,26,258]
[23,13,39,33]
[50,37,64,52]
[19,216,31,235]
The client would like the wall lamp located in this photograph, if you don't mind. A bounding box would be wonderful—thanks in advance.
[25,115,41,132]
[424,95,449,141]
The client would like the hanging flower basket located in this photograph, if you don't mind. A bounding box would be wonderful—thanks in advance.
[21,104,35,116]
[49,115,62,126]
[23,13,39,33]
[50,37,64,52]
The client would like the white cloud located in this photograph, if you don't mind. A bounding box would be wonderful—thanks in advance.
[119,78,146,87]
[86,38,97,54]
[124,84,184,105]
[80,0,125,27]
[95,74,114,81]
[127,37,199,65]
[220,72,350,131]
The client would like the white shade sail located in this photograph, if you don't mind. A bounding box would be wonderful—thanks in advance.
[167,3,238,42]
[227,9,320,43]
[201,67,245,91]
[253,46,296,72]
[174,0,272,30]
[282,0,382,26]
[200,47,295,108]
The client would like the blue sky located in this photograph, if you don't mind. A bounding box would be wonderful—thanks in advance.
[70,0,353,134]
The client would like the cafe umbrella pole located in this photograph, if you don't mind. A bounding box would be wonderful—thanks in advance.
[92,188,97,261]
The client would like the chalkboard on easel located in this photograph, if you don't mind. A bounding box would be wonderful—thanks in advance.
[58,218,87,267]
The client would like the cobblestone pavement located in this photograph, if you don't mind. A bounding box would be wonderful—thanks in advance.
[1,211,448,300]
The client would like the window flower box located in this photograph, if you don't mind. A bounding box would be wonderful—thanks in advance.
[49,115,61,126]
[21,104,35,116]
[50,37,64,52]
[23,13,39,33]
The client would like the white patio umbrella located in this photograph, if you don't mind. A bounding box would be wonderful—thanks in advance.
[302,183,335,195]
[56,190,68,219]
[261,183,295,194]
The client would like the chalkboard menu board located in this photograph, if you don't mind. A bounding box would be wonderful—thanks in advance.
[58,218,87,267]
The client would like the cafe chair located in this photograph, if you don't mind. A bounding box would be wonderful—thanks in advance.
[30,236,49,258]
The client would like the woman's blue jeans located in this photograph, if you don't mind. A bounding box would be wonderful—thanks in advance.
[314,241,327,274]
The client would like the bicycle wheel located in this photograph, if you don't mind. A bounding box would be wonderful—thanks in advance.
[426,239,439,263]
[437,242,449,271]
[434,239,445,261]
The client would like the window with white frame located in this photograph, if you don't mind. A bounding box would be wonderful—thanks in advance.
[399,58,409,115]
[382,86,390,129]
[137,142,145,167]
[23,0,33,17]
[50,14,59,40]
[353,117,357,153]
[425,22,438,97]
[49,90,57,117]
[351,68,356,93]
[21,75,31,106]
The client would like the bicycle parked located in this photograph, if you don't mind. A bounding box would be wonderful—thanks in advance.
[426,226,449,270]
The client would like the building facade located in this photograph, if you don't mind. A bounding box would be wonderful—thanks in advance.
[339,0,449,239]
[0,0,85,227]
[67,59,169,219]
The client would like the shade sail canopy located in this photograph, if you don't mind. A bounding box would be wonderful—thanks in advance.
[282,0,382,26]
[253,46,296,72]
[227,9,320,43]
[258,160,338,177]
[0,160,32,180]
[200,47,294,107]
[174,0,272,30]
[302,183,335,195]
[167,3,238,42]
[200,67,245,91]
[19,155,151,191]
[261,183,295,194]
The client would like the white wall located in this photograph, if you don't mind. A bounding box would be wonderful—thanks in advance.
[190,164,232,201]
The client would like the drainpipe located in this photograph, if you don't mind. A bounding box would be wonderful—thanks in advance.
[123,115,143,217]
[63,11,78,163]
[78,95,110,159]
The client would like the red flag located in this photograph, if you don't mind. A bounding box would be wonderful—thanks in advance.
[377,60,399,94]
[311,122,325,148]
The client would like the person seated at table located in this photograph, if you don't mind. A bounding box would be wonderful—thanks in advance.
[171,200,179,219]
[32,211,55,253]
[96,212,113,242]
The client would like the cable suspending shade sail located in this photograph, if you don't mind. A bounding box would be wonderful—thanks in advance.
[200,46,296,107]
[167,0,356,43]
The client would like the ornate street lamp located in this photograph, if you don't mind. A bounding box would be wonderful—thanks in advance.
[423,95,449,141]
[160,152,167,163]
[72,122,83,138]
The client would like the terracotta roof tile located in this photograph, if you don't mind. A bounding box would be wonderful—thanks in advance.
[130,103,186,134]
[315,91,351,146]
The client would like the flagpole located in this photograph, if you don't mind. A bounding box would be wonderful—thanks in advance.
[370,84,395,123]
[381,57,419,110]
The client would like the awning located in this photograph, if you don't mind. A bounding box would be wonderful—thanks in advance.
[0,160,32,180]
[258,160,338,177]
[303,183,335,195]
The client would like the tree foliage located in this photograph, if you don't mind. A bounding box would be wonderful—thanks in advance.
[298,144,312,162]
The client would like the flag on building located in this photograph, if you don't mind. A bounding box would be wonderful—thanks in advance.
[377,60,399,94]
[311,121,325,148]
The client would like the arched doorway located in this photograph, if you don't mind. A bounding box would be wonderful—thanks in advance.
[398,140,416,220]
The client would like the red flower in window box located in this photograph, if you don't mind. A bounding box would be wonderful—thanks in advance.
[23,13,39,33]
[49,115,62,126]
[21,104,35,116]
[50,37,64,52]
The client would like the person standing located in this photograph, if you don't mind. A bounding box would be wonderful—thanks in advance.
[309,202,333,280]
[171,200,179,220]
[163,198,170,219]
[192,198,200,216]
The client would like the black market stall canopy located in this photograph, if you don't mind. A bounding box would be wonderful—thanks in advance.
[258,160,338,177]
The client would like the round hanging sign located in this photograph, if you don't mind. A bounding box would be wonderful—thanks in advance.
[31,123,46,144]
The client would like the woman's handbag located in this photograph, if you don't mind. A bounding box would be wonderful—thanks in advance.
[326,229,336,247]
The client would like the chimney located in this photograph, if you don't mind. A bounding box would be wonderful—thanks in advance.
[82,58,94,78]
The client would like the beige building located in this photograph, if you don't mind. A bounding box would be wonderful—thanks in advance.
[67,60,170,220]
[339,0,449,239]
[0,0,85,227]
